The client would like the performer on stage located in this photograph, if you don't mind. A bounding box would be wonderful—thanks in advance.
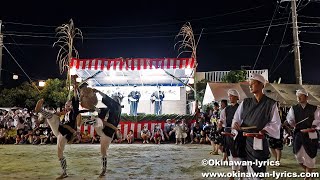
[286,89,320,178]
[92,90,122,178]
[112,87,124,104]
[150,85,165,115]
[220,89,245,177]
[128,85,141,116]
[34,78,80,179]
[232,73,281,178]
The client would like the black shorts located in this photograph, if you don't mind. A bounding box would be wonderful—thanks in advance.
[268,137,283,150]
[102,126,115,138]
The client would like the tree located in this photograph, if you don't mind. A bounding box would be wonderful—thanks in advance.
[40,79,69,108]
[0,82,38,108]
[0,79,69,109]
[221,70,247,83]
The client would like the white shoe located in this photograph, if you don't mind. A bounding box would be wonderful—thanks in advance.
[143,141,146,144]
[146,140,149,144]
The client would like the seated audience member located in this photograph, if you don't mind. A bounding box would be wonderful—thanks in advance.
[140,125,151,143]
[24,130,34,144]
[48,130,57,144]
[164,119,175,142]
[150,124,164,143]
[193,122,203,143]
[113,129,123,143]
[81,130,92,143]
[91,134,100,144]
[127,130,134,144]
[40,129,48,145]
[19,134,27,144]
[32,128,41,145]
[0,127,8,144]
[153,129,163,144]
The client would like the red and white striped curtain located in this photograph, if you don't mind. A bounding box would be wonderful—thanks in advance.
[80,121,166,139]
[70,58,195,71]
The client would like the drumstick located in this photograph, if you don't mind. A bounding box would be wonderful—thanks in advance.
[225,126,257,131]
[240,126,257,130]
[295,117,309,126]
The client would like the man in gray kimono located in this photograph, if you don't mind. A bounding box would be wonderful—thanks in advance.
[232,73,281,179]
[286,89,320,179]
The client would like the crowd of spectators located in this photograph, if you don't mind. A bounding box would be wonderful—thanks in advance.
[2,104,313,148]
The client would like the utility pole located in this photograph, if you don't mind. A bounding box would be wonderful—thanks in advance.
[291,0,303,85]
[0,20,3,85]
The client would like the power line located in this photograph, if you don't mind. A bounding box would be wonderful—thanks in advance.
[299,15,320,20]
[270,12,291,72]
[300,40,320,46]
[3,33,57,39]
[3,23,290,40]
[3,42,286,48]
[78,5,265,29]
[253,3,279,69]
[3,17,289,37]
[270,49,294,76]
[2,21,57,28]
[3,5,265,30]
[4,43,52,47]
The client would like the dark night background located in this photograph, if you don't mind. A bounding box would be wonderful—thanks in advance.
[1,0,320,87]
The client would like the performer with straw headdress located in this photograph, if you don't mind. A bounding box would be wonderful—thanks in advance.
[34,76,82,179]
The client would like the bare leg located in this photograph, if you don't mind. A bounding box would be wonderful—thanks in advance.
[56,134,68,179]
[304,167,314,180]
[270,148,277,160]
[99,134,112,177]
[275,149,282,162]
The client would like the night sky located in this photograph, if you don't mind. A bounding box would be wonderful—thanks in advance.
[1,0,320,87]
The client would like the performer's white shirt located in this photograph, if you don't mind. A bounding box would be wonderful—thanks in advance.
[286,105,320,128]
[231,101,281,139]
[220,108,227,127]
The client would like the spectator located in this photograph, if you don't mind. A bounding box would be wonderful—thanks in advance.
[81,130,92,143]
[24,130,34,144]
[40,129,48,145]
[192,122,203,143]
[113,129,123,143]
[0,127,8,144]
[140,125,151,143]
[48,130,57,144]
[150,124,164,143]
[32,128,41,145]
[181,119,188,144]
[127,130,134,144]
[153,129,162,144]
[91,134,100,144]
[164,119,171,141]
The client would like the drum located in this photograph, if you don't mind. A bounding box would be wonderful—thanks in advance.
[80,87,98,109]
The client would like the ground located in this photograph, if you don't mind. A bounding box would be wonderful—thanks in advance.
[0,144,319,180]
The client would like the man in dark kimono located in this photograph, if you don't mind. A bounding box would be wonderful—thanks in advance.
[232,73,281,179]
[150,86,165,115]
[220,89,244,177]
[92,90,122,178]
[128,85,141,116]
[286,89,320,178]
